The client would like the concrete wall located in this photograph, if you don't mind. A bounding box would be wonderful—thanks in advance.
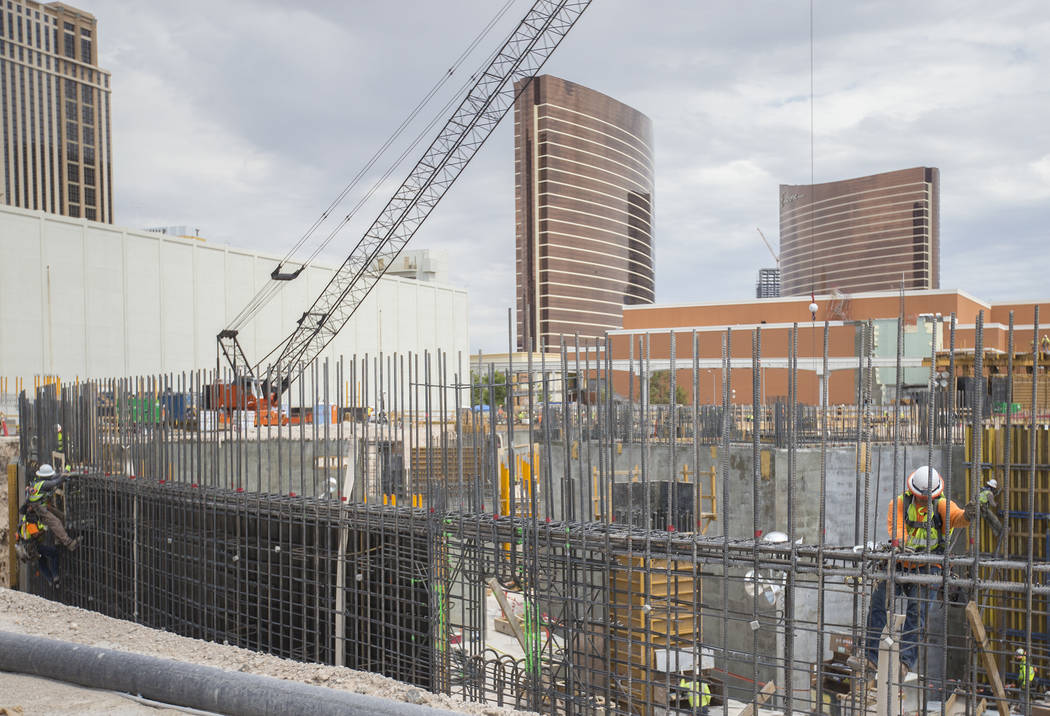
[0,205,469,392]
[544,439,967,700]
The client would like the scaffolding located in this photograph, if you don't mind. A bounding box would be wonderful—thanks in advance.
[13,308,1050,714]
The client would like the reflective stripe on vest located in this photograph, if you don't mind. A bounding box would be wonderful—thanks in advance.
[27,480,48,502]
[679,678,711,708]
[18,513,46,541]
[902,493,950,552]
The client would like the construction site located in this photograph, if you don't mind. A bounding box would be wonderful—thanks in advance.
[3,307,1048,715]
[1,1,1049,715]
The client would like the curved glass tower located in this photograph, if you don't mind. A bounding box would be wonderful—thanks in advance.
[514,75,654,351]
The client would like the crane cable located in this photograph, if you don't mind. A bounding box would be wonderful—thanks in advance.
[228,0,520,333]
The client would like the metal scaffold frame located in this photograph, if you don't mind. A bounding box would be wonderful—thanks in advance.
[15,307,1050,715]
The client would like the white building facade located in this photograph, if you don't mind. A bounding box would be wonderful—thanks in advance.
[0,206,469,388]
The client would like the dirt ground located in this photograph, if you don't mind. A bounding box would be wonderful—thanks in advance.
[0,588,530,716]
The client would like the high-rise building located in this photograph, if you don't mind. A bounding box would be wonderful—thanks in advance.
[1,1,112,222]
[514,75,654,351]
[779,167,939,296]
[756,268,779,298]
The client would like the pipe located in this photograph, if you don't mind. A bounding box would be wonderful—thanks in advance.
[0,631,462,716]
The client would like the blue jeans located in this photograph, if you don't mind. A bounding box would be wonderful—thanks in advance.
[37,543,60,583]
[865,567,935,670]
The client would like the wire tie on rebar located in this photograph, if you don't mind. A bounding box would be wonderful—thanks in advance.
[236,487,244,493]
[340,496,347,501]
[290,491,296,497]
[667,525,676,532]
[159,480,165,484]
[191,484,198,488]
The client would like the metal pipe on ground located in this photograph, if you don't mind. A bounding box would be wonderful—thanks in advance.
[0,630,463,716]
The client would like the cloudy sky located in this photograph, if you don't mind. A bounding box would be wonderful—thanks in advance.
[92,0,1049,352]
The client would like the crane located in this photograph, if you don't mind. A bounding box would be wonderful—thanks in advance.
[217,0,593,399]
[756,227,779,267]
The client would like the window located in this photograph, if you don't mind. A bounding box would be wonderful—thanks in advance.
[81,105,92,124]
[65,122,76,141]
[68,184,79,203]
[64,81,75,99]
[81,125,92,144]
[81,84,91,103]
[79,27,90,38]
[65,99,75,117]
[66,142,78,161]
[83,145,94,163]
[83,166,94,185]
[85,208,96,220]
[63,31,74,58]
[68,205,79,218]
[79,38,90,63]
[84,187,95,206]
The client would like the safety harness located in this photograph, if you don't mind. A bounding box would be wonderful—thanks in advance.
[902,492,947,552]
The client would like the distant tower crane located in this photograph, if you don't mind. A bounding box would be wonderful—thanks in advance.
[215,0,593,404]
[756,227,779,268]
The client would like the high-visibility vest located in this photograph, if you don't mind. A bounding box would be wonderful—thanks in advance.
[902,493,951,552]
[1019,658,1036,684]
[18,511,46,541]
[27,479,50,503]
[679,678,711,708]
[57,430,64,452]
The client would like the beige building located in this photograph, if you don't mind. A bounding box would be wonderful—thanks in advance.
[1,1,112,222]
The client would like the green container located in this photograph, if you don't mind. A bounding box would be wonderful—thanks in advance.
[126,397,163,423]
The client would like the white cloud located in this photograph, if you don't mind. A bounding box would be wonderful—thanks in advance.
[84,0,1050,352]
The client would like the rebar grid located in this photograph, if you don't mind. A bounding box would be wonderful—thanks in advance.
[15,311,1050,715]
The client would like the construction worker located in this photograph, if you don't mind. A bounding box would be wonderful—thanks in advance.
[55,422,64,453]
[977,477,1003,536]
[1014,648,1036,711]
[853,466,975,679]
[16,504,62,587]
[678,669,711,714]
[25,464,80,552]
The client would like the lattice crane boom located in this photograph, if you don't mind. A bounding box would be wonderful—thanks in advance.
[218,0,592,385]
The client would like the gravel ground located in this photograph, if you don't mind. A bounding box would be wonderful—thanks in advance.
[0,588,529,715]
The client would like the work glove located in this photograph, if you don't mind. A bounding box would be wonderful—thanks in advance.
[963,500,978,522]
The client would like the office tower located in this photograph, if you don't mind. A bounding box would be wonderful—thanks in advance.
[756,268,780,298]
[1,1,112,221]
[779,167,939,296]
[514,74,653,351]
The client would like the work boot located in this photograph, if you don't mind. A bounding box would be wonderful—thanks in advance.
[66,536,81,552]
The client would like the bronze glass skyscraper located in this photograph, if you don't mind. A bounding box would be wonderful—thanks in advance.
[779,167,939,296]
[1,0,112,222]
[514,75,653,351]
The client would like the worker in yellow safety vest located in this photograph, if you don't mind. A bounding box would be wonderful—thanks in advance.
[678,672,711,714]
[1014,647,1037,710]
[853,466,975,678]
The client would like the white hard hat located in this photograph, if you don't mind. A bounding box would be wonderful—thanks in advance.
[37,463,56,478]
[55,423,62,431]
[986,478,998,490]
[1017,647,1026,657]
[907,466,943,498]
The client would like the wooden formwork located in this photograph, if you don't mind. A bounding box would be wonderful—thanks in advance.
[966,424,1050,688]
[609,555,700,715]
